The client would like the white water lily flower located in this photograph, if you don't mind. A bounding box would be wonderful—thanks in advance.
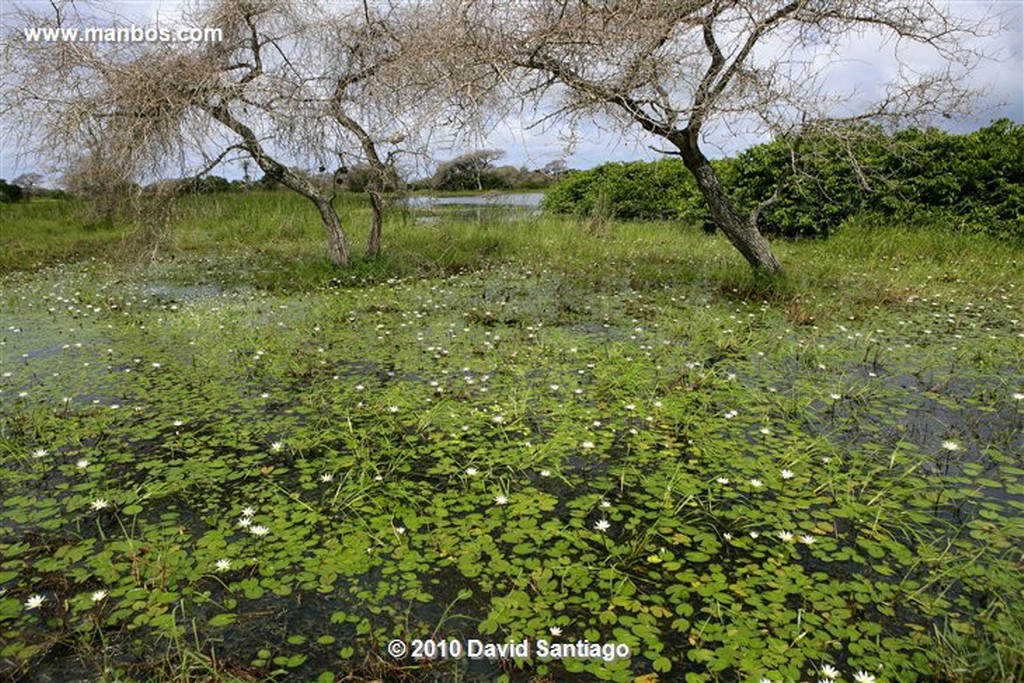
[778,531,794,542]
[820,663,839,679]
[549,626,563,636]
[853,672,877,683]
[249,524,269,537]
[241,506,256,517]
[716,477,730,485]
[780,469,794,480]
[25,594,45,610]
[91,590,108,602]
[749,478,763,488]
[32,448,49,458]
[270,441,283,452]
[594,519,611,532]
[801,534,816,545]
[90,498,109,511]
[749,531,760,539]
[581,441,595,450]
[76,458,89,469]
[941,440,960,451]
[539,469,551,477]
[320,473,334,483]
[494,495,508,505]
[215,559,232,572]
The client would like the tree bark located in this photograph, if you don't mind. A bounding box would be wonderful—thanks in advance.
[365,182,383,259]
[312,195,351,267]
[671,129,782,275]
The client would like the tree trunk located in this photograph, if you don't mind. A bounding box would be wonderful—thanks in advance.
[365,181,383,259]
[331,109,386,259]
[313,196,350,266]
[671,131,782,275]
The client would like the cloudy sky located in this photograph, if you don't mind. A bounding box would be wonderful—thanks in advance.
[1,0,1021,182]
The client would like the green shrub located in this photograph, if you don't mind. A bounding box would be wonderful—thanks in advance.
[543,120,1024,241]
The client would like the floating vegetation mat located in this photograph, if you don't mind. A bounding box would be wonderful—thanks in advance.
[1,260,1022,682]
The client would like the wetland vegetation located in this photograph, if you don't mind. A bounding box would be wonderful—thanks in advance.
[1,191,1022,682]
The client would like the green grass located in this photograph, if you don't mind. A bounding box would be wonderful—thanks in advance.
[1,192,1022,682]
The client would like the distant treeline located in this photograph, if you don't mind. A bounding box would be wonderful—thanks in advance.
[543,119,1024,240]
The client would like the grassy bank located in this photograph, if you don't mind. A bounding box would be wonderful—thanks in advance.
[1,192,1022,682]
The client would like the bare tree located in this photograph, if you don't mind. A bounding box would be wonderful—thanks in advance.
[430,0,1001,274]
[1,0,451,265]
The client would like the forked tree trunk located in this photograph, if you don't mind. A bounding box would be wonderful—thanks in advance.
[671,131,782,275]
[331,110,386,259]
[207,103,351,266]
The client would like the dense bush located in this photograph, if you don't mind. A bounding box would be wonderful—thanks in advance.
[542,158,703,221]
[544,120,1024,240]
[0,178,24,203]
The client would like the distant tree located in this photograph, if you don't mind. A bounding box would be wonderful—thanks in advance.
[431,150,508,191]
[12,172,43,197]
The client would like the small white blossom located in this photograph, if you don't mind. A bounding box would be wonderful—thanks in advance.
[492,415,504,424]
[723,532,733,541]
[1012,392,1024,401]
[90,590,107,603]
[549,626,563,636]
[539,469,551,477]
[853,672,876,683]
[820,664,839,679]
[749,531,760,539]
[215,559,232,572]
[494,494,509,505]
[716,477,730,485]
[76,458,89,469]
[594,519,611,532]
[780,469,794,480]
[25,594,45,610]
[241,506,256,517]
[749,478,763,488]
[778,531,794,542]
[581,440,595,450]
[390,406,400,413]
[90,498,109,511]
[941,440,960,451]
[320,473,334,482]
[800,534,816,545]
[829,393,842,400]
[249,524,269,537]
[270,441,283,453]
[32,448,49,458]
